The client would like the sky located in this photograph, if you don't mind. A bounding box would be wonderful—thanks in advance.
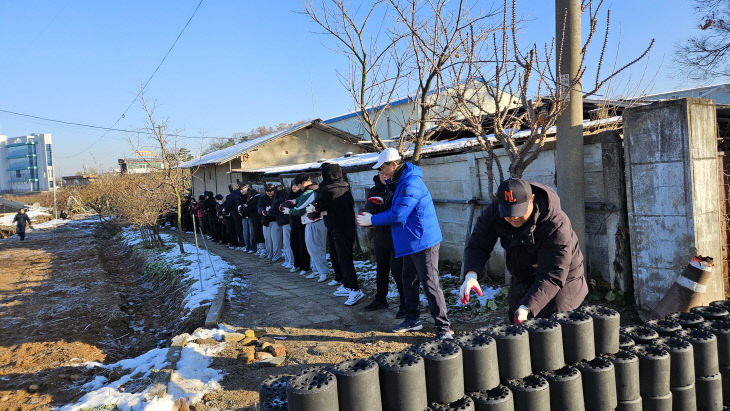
[0,0,713,177]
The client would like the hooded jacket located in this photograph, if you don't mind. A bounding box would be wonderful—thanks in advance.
[271,189,290,226]
[370,162,442,257]
[258,194,276,226]
[463,182,587,317]
[244,190,261,220]
[315,164,356,233]
[223,184,242,214]
[365,174,394,249]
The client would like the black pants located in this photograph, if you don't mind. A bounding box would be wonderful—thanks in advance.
[374,244,404,307]
[328,229,341,282]
[16,226,26,241]
[332,229,358,290]
[402,244,450,332]
[232,213,244,245]
[291,223,310,271]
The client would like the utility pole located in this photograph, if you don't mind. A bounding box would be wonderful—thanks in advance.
[51,144,58,219]
[555,0,585,254]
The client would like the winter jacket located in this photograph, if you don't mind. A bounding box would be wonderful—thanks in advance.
[13,213,31,228]
[223,185,242,214]
[258,195,276,227]
[463,183,587,317]
[193,202,205,219]
[287,191,304,229]
[370,162,442,258]
[365,174,394,250]
[244,191,260,220]
[315,164,356,233]
[272,194,290,226]
[290,187,321,225]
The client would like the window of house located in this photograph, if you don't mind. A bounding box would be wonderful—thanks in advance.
[16,170,21,178]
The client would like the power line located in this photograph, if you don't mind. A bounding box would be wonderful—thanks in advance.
[0,107,228,139]
[63,0,206,158]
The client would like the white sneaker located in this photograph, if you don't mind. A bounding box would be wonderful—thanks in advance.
[290,266,299,273]
[333,285,351,297]
[327,279,340,286]
[318,274,328,283]
[247,250,255,254]
[299,270,308,276]
[305,272,318,279]
[281,262,288,267]
[345,290,365,306]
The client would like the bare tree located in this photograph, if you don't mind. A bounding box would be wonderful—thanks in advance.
[676,0,730,80]
[440,0,653,192]
[138,94,191,253]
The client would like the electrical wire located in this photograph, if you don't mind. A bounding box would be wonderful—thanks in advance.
[0,107,227,139]
[60,0,207,158]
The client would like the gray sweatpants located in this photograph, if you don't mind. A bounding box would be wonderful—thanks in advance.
[305,219,328,276]
[270,221,283,261]
[282,224,293,265]
[263,225,273,258]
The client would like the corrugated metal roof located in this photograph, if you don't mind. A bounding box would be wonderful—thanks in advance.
[179,120,363,168]
[249,116,621,175]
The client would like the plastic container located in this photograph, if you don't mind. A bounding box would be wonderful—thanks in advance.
[286,369,340,411]
[580,305,620,355]
[620,325,659,345]
[456,331,500,393]
[607,350,640,401]
[332,358,382,411]
[522,318,565,372]
[551,311,596,364]
[645,318,682,337]
[488,325,532,380]
[469,385,514,411]
[576,356,618,410]
[631,344,671,397]
[675,328,720,377]
[375,351,428,411]
[692,305,730,321]
[428,396,476,411]
[505,375,550,411]
[541,365,584,411]
[418,340,465,404]
[666,311,705,329]
[651,336,696,388]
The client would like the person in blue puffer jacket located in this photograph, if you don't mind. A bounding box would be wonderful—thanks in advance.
[357,148,453,340]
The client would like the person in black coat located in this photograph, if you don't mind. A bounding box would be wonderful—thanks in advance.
[363,174,405,315]
[244,189,264,254]
[12,209,32,241]
[460,178,588,325]
[314,163,363,305]
[203,191,217,240]
[272,185,291,266]
[258,184,277,259]
[224,184,245,246]
[287,183,310,273]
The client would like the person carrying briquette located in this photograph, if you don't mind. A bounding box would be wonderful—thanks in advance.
[313,163,364,305]
[362,172,405,317]
[458,178,588,325]
[356,148,453,340]
[13,208,32,241]
[285,173,329,281]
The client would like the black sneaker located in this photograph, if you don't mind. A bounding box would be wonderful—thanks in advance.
[364,300,389,311]
[392,319,423,333]
[395,306,407,319]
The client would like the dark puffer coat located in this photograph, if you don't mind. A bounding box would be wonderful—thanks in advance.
[315,164,356,234]
[364,174,394,250]
[463,182,587,317]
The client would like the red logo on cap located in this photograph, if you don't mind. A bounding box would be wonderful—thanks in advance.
[504,190,517,203]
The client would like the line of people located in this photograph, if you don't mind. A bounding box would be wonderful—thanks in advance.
[180,147,588,341]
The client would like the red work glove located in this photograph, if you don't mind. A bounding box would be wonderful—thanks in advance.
[286,200,296,207]
[367,196,384,205]
[279,204,285,212]
[513,305,529,325]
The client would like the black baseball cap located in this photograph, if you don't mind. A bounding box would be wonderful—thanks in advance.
[497,178,533,217]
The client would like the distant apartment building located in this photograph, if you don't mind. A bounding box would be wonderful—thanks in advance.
[0,133,54,193]
[119,150,165,174]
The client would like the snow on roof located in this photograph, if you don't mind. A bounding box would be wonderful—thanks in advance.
[252,116,621,175]
[179,121,314,168]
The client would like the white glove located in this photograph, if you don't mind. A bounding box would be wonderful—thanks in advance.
[282,208,291,215]
[305,204,316,213]
[458,272,483,304]
[266,206,271,212]
[513,305,529,325]
[356,212,373,226]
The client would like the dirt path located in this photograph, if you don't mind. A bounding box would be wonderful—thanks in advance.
[0,220,189,410]
[172,231,488,410]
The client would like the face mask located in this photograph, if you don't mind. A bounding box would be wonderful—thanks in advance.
[217,200,223,205]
